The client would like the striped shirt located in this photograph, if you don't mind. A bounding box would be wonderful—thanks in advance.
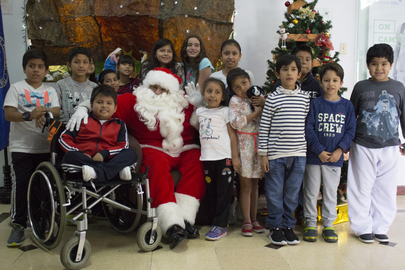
[258,86,310,160]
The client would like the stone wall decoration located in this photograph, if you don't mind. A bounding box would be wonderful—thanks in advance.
[26,0,234,66]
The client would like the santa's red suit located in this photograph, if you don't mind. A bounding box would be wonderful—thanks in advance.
[114,69,205,234]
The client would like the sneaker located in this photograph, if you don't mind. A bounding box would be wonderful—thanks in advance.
[228,203,236,225]
[241,222,253,237]
[252,220,265,233]
[269,227,287,245]
[322,227,338,243]
[205,226,227,241]
[119,166,132,181]
[7,223,25,247]
[283,227,300,245]
[373,234,389,243]
[358,233,374,243]
[303,226,317,242]
[82,165,97,182]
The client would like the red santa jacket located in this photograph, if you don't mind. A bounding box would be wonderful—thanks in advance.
[115,93,197,155]
[59,113,129,160]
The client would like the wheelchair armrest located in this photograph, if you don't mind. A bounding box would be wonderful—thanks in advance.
[128,133,142,173]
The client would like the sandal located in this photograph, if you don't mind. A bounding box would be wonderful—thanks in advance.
[303,226,317,242]
[252,220,265,233]
[322,227,338,243]
[241,222,253,237]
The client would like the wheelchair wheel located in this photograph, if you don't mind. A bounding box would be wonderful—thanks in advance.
[102,184,143,234]
[136,221,162,252]
[28,162,66,250]
[60,237,91,270]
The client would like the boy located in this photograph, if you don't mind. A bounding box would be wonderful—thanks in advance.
[117,55,139,95]
[59,84,137,182]
[272,45,324,99]
[348,43,405,243]
[259,54,310,246]
[56,47,97,124]
[303,63,356,243]
[3,49,60,247]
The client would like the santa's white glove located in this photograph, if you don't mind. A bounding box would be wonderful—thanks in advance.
[185,82,205,108]
[66,106,88,132]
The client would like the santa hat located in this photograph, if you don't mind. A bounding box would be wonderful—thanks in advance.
[143,67,182,93]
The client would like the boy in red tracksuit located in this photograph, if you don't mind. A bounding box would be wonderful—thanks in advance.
[59,84,137,182]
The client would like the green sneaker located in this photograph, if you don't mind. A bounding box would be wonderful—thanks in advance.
[7,223,25,247]
[322,227,338,243]
[303,226,317,242]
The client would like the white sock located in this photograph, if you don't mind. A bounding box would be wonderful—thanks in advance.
[82,165,97,182]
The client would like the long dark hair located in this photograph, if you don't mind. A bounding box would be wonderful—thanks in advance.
[181,35,208,82]
[140,38,178,79]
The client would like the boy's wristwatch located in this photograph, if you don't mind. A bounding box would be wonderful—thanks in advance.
[22,111,31,121]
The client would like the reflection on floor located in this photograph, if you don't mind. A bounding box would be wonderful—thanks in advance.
[1,196,405,270]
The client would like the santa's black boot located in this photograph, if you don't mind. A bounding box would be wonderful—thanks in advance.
[167,225,187,249]
[185,221,199,239]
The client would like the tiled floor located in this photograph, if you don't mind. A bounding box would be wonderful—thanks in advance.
[1,197,405,270]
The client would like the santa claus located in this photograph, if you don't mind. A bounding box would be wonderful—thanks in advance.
[67,68,205,249]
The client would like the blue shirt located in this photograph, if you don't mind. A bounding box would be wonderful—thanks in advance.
[184,57,214,85]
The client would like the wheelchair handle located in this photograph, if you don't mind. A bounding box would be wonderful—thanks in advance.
[41,111,55,133]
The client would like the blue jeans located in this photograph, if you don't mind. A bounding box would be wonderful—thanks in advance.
[265,156,306,229]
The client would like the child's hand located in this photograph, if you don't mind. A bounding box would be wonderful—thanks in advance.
[31,106,47,121]
[251,96,265,107]
[260,156,269,173]
[329,148,343,163]
[253,104,263,116]
[35,114,45,128]
[318,151,331,163]
[400,144,405,156]
[232,157,242,172]
[93,153,104,162]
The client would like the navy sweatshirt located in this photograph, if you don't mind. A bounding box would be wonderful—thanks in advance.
[305,96,356,167]
[272,72,324,100]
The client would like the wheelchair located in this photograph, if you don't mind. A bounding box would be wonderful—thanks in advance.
[27,112,162,270]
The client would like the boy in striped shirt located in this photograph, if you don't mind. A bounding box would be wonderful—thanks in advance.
[259,54,310,246]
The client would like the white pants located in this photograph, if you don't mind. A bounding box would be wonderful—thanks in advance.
[347,142,399,235]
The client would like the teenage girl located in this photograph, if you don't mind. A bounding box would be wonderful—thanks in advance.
[228,68,265,237]
[181,35,214,88]
[196,78,241,241]
[87,57,97,83]
[98,69,119,93]
[210,39,255,89]
[116,55,139,95]
[139,38,185,89]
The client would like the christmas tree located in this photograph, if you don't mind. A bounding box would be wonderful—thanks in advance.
[263,0,341,93]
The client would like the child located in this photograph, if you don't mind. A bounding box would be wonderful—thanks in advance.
[59,84,137,182]
[228,68,265,237]
[3,49,60,247]
[87,57,97,83]
[139,38,185,89]
[103,47,122,72]
[181,35,214,87]
[98,69,119,92]
[272,45,323,99]
[196,78,241,241]
[259,54,310,246]
[348,43,405,243]
[117,55,139,95]
[56,47,98,124]
[303,63,356,243]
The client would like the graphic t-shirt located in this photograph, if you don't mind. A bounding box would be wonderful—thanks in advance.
[3,80,60,153]
[350,78,405,148]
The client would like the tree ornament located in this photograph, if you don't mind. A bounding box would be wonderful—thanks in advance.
[306,29,311,34]
[325,32,330,37]
[280,28,288,51]
[285,1,290,7]
[293,19,298,25]
[314,10,317,14]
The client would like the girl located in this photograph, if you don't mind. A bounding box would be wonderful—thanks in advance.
[196,78,241,241]
[87,57,97,83]
[210,39,255,89]
[181,35,214,88]
[139,38,185,89]
[228,68,265,237]
[103,47,122,72]
[117,55,139,95]
[98,69,119,93]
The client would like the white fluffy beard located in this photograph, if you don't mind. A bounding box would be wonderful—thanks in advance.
[134,85,189,152]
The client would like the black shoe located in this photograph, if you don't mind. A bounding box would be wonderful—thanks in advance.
[373,234,389,243]
[358,233,374,243]
[283,227,300,245]
[269,227,287,246]
[185,221,199,239]
[167,225,187,249]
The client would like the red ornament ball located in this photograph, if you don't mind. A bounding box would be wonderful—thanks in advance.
[285,1,291,7]
[306,29,311,34]
[314,10,317,14]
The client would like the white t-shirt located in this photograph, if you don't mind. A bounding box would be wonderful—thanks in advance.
[210,69,255,88]
[196,106,231,161]
[3,80,60,153]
